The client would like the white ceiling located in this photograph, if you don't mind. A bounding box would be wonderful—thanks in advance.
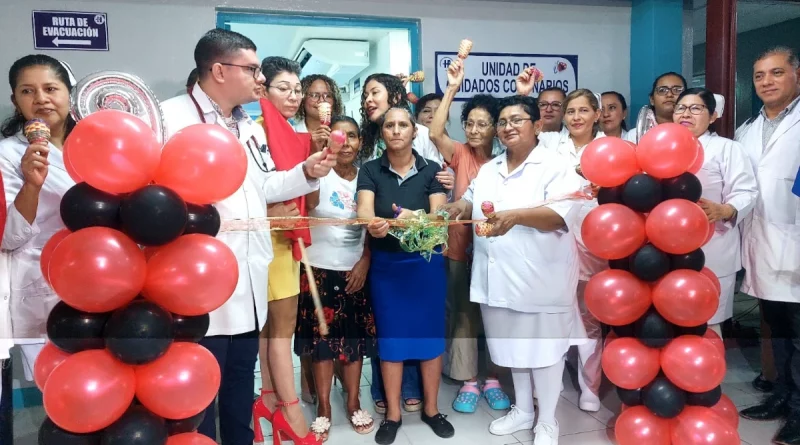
[693,0,800,44]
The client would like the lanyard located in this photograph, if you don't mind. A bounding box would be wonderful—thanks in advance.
[188,91,271,173]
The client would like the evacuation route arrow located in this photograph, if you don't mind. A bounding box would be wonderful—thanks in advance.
[53,37,91,46]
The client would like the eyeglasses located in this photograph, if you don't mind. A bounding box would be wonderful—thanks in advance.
[538,101,562,111]
[673,104,708,115]
[655,86,685,96]
[307,92,332,102]
[269,85,304,98]
[218,63,262,79]
[496,117,532,129]
[463,121,493,131]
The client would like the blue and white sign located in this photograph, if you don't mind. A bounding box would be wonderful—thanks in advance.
[32,10,109,51]
[435,52,578,101]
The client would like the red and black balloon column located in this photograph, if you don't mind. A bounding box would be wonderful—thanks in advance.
[579,123,740,445]
[34,110,247,445]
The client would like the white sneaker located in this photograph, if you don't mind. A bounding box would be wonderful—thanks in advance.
[533,421,559,445]
[489,405,535,436]
[579,391,601,412]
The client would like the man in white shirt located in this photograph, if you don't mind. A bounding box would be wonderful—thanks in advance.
[160,29,335,444]
[736,46,800,445]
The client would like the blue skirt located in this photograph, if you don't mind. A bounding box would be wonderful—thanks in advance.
[369,249,446,361]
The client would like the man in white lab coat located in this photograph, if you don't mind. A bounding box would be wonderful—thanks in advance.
[736,46,800,445]
[160,29,336,444]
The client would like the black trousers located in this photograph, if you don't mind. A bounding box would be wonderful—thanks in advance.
[197,330,259,445]
[762,300,800,412]
[0,358,12,445]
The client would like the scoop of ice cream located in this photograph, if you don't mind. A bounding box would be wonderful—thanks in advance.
[329,130,346,154]
[481,201,496,218]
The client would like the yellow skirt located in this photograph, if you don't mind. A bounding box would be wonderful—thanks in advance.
[267,233,300,301]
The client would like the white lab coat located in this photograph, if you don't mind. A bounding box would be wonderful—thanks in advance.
[161,84,319,336]
[695,132,758,277]
[0,252,12,361]
[736,102,800,303]
[0,133,74,341]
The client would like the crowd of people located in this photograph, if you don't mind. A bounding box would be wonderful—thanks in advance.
[0,27,798,445]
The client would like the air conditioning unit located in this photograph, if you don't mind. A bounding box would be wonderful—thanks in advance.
[294,39,370,86]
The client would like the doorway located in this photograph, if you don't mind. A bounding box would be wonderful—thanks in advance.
[216,10,421,120]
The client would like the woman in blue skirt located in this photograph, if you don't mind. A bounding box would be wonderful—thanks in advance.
[356,107,453,445]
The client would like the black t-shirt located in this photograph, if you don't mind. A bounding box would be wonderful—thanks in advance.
[357,150,446,252]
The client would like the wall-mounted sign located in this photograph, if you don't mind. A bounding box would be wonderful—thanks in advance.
[33,10,109,51]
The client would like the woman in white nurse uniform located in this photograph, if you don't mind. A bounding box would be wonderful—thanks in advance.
[442,95,585,445]
[672,88,758,335]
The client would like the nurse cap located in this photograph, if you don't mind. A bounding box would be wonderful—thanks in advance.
[714,93,725,118]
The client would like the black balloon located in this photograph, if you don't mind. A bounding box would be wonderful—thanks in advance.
[104,301,174,365]
[608,257,631,271]
[39,416,102,445]
[100,406,167,445]
[46,301,110,353]
[617,387,643,407]
[630,244,670,282]
[120,185,188,246]
[676,323,708,336]
[165,411,206,436]
[612,323,636,338]
[686,385,722,407]
[662,172,703,202]
[642,375,687,418]
[184,204,221,237]
[669,249,706,272]
[172,313,210,343]
[597,186,624,205]
[60,183,122,232]
[622,173,663,213]
[635,309,675,348]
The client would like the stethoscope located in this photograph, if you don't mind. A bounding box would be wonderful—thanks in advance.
[189,91,272,173]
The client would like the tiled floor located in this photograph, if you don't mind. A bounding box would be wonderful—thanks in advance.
[12,293,785,444]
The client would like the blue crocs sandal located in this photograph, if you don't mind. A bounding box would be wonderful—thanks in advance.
[482,379,511,410]
[452,383,481,413]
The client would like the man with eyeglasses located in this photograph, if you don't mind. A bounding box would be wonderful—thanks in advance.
[160,28,336,444]
[515,70,568,135]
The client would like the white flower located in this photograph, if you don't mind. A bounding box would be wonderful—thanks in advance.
[350,410,373,427]
[310,417,331,435]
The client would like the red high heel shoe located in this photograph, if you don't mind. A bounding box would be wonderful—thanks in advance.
[269,399,322,445]
[253,389,288,444]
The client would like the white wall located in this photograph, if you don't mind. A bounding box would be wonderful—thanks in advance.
[0,0,630,141]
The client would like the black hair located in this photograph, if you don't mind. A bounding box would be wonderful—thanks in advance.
[601,91,629,131]
[194,29,257,80]
[649,71,688,97]
[539,86,567,99]
[186,68,199,91]
[461,94,499,125]
[296,74,343,121]
[358,73,410,161]
[497,95,541,121]
[261,56,302,87]
[756,46,800,70]
[676,87,718,133]
[1,54,76,138]
[414,93,443,119]
[330,115,360,133]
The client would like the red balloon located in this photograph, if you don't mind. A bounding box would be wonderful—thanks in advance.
[702,221,715,246]
[699,266,722,296]
[33,342,71,391]
[702,328,725,356]
[636,123,699,179]
[63,109,161,194]
[167,433,218,445]
[61,146,82,183]
[135,342,221,420]
[652,270,719,327]
[43,349,135,433]
[585,270,652,326]
[601,337,661,390]
[581,204,647,260]
[671,406,741,445]
[661,335,726,393]
[687,139,705,174]
[155,124,247,205]
[615,405,671,445]
[645,199,709,254]
[49,227,146,313]
[710,394,739,429]
[579,137,640,187]
[40,229,71,284]
[143,234,238,316]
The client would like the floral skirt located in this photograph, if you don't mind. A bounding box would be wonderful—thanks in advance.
[294,265,377,362]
